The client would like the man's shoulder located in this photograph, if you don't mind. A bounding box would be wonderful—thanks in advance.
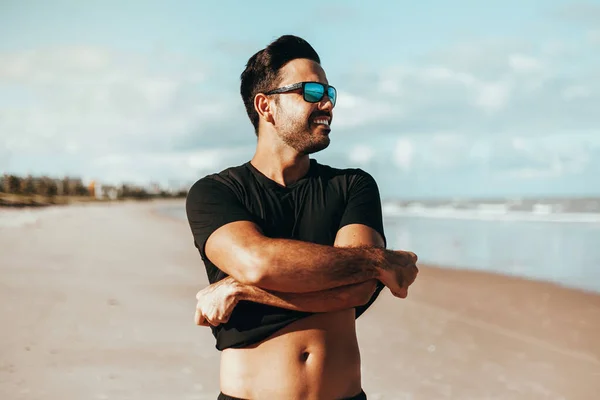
[187,163,252,198]
[313,160,377,182]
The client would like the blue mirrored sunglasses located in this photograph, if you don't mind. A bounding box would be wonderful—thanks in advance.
[265,81,337,107]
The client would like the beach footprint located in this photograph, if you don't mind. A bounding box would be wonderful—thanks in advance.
[107,298,120,306]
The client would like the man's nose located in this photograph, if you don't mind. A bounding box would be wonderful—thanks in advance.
[318,95,334,111]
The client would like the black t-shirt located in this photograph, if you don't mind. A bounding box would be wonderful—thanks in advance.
[185,158,387,351]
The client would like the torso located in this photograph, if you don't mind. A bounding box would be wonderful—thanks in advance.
[188,159,385,397]
[220,309,362,400]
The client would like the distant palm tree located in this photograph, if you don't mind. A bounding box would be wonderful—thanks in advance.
[20,175,35,195]
[7,175,21,194]
[36,177,58,197]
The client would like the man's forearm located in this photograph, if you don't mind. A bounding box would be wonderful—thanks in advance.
[255,240,388,293]
[228,276,380,313]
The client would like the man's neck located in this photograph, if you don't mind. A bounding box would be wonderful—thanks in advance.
[250,145,311,187]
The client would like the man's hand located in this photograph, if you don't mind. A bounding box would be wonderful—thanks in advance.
[376,250,419,298]
[194,277,241,326]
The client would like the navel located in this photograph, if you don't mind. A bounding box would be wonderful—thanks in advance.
[300,351,310,362]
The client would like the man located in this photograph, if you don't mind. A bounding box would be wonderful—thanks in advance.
[185,35,419,400]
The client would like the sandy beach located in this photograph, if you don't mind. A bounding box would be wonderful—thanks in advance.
[1,200,599,400]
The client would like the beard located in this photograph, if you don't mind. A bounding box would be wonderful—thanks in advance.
[277,110,331,155]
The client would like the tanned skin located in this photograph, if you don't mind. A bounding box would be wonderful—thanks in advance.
[205,220,417,296]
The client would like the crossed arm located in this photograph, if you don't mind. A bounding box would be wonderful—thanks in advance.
[194,223,389,326]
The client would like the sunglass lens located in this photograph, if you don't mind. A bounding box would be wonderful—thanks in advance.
[327,87,337,106]
[304,82,325,103]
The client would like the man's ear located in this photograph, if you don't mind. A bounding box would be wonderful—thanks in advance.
[254,93,274,124]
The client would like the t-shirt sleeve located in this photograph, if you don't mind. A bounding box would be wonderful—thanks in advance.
[185,177,258,263]
[338,170,387,247]
[338,170,388,319]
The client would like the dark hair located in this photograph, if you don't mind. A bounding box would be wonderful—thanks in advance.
[240,35,321,134]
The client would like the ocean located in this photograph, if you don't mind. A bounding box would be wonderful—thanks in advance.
[161,200,600,294]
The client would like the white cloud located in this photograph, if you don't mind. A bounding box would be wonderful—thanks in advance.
[377,70,405,96]
[89,146,253,186]
[588,29,600,45]
[376,64,513,116]
[508,54,543,73]
[135,79,180,111]
[354,33,600,141]
[347,144,375,166]
[559,3,600,26]
[473,80,512,112]
[511,137,527,151]
[393,138,414,171]
[503,133,593,179]
[407,133,477,171]
[421,66,477,86]
[468,140,491,161]
[430,133,468,166]
[65,142,79,154]
[0,46,232,156]
[0,47,111,83]
[500,167,563,179]
[333,91,397,128]
[563,85,592,100]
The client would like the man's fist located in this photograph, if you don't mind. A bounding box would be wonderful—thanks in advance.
[194,277,240,326]
[376,250,419,298]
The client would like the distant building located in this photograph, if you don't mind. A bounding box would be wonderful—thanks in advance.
[89,180,117,200]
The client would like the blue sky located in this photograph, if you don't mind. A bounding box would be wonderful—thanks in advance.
[1,0,599,200]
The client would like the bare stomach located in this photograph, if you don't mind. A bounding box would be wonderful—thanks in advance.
[219,309,362,400]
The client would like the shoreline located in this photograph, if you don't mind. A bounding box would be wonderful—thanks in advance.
[417,263,600,297]
[0,193,184,208]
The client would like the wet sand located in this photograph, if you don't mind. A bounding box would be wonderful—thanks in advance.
[1,200,599,399]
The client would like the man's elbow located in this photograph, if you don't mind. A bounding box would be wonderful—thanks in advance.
[235,238,288,288]
[233,246,271,286]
